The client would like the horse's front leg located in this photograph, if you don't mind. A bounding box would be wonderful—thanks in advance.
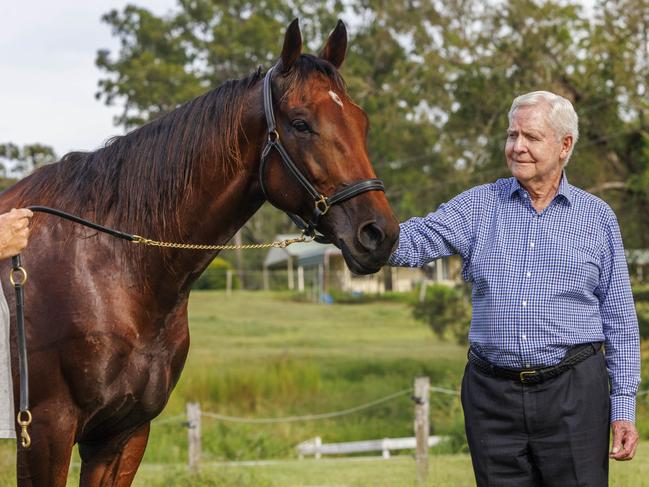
[78,422,150,487]
[16,405,76,487]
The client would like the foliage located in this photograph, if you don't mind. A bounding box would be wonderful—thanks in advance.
[634,285,649,304]
[90,0,649,254]
[635,286,649,339]
[0,143,57,179]
[193,257,237,290]
[412,284,471,344]
[95,1,343,128]
[638,303,649,340]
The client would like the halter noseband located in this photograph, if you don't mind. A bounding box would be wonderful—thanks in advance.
[259,65,385,242]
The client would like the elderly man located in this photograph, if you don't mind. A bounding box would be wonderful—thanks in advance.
[389,91,639,486]
[0,208,32,439]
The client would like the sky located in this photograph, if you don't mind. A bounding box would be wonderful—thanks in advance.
[0,0,177,157]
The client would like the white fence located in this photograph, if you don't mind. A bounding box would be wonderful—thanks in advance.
[297,435,448,459]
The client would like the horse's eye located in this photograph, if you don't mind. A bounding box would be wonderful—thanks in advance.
[292,119,311,133]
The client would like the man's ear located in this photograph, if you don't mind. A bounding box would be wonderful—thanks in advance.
[560,134,573,161]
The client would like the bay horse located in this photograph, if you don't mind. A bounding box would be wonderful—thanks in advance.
[1,19,399,486]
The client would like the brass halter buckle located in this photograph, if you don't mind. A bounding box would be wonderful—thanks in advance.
[315,195,330,215]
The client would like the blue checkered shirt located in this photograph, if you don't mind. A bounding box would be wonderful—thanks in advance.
[389,174,640,422]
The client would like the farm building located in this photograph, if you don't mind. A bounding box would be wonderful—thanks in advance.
[263,234,462,294]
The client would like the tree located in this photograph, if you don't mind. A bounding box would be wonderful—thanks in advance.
[0,143,58,180]
[412,284,470,344]
[95,0,649,253]
[96,0,344,128]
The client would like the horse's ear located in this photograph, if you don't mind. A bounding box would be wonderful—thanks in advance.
[319,20,347,69]
[280,18,302,73]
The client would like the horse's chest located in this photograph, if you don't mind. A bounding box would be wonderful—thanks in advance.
[64,323,190,420]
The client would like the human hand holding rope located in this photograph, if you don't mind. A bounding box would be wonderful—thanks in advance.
[0,208,32,259]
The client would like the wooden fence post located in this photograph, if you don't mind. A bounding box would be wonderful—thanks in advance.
[414,376,430,484]
[419,280,428,302]
[263,267,269,291]
[297,266,305,292]
[314,436,322,459]
[187,402,202,473]
[226,270,233,295]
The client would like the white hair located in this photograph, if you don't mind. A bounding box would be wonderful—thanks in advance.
[508,91,579,165]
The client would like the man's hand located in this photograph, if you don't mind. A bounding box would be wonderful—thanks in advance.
[0,208,33,259]
[610,419,639,461]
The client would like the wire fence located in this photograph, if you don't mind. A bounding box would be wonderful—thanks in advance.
[152,383,460,428]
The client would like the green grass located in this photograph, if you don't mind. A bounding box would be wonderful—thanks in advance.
[2,290,649,485]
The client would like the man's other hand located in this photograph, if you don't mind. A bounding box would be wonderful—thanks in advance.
[610,419,639,461]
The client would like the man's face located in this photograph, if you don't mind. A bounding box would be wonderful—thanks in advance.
[505,104,572,187]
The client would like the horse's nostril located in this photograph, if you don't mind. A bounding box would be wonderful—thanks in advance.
[357,220,386,251]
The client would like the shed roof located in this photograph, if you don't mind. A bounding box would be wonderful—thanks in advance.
[264,234,341,268]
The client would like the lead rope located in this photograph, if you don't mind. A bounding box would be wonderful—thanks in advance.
[10,255,30,448]
[26,206,312,250]
[9,205,314,448]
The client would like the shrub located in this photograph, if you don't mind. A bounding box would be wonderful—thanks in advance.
[193,257,238,290]
[411,284,471,344]
[634,285,649,303]
[637,302,649,340]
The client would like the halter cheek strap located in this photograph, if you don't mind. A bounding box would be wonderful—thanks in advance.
[259,65,385,243]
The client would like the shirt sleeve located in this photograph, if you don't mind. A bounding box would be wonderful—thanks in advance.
[388,187,476,268]
[595,211,640,423]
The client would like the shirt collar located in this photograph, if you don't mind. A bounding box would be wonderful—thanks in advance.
[509,172,573,205]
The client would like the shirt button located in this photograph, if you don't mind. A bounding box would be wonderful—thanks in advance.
[530,242,535,248]
[522,300,527,307]
[526,272,531,278]
[525,363,531,368]
[522,334,527,340]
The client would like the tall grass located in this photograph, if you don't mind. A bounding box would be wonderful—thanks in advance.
[112,291,462,462]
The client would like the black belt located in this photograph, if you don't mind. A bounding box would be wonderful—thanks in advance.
[468,342,602,385]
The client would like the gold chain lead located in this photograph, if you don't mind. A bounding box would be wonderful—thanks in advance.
[130,234,311,250]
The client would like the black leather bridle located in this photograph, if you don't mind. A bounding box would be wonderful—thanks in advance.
[258,65,385,242]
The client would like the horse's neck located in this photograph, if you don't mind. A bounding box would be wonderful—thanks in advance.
[141,88,267,299]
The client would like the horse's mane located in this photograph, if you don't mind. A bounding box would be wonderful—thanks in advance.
[15,55,345,242]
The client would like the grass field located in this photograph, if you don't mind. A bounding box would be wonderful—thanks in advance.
[1,290,649,485]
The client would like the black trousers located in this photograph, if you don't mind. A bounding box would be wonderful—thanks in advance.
[461,348,610,487]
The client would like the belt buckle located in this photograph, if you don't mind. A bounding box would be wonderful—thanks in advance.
[519,370,537,383]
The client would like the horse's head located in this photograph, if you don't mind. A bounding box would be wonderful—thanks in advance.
[259,19,399,275]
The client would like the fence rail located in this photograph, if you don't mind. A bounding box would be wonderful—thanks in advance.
[296,435,448,459]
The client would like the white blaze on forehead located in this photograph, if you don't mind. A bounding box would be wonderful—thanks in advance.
[328,90,343,108]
